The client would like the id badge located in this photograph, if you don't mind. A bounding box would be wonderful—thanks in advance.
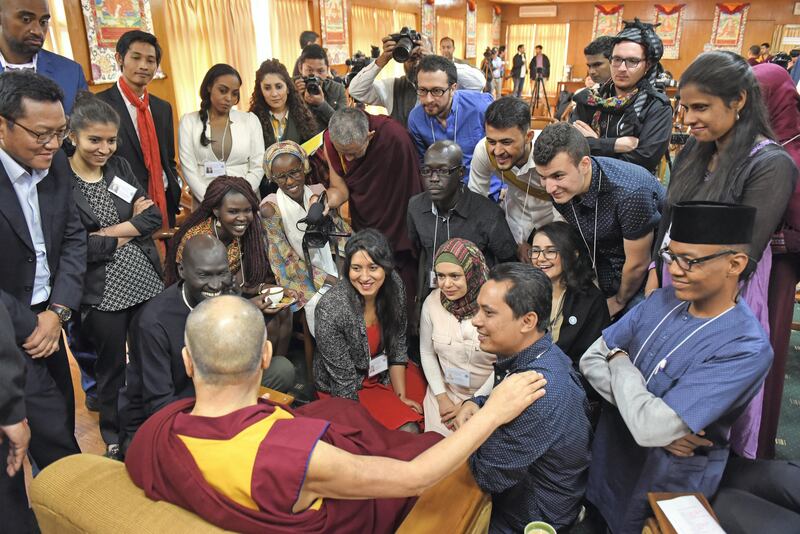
[429,270,438,289]
[368,354,389,377]
[204,161,226,178]
[108,176,137,203]
[444,367,471,388]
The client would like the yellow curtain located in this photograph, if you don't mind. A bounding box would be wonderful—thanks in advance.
[269,0,311,72]
[535,24,569,94]
[506,24,536,94]
[43,0,72,59]
[351,6,419,80]
[437,16,465,59]
[475,22,492,67]
[164,0,258,118]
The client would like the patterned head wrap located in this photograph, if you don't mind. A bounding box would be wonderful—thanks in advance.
[263,140,310,180]
[614,18,664,84]
[434,238,489,321]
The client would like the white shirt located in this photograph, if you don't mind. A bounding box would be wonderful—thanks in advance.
[492,57,505,79]
[178,109,265,201]
[469,136,561,243]
[347,61,488,115]
[0,51,37,71]
[117,81,169,190]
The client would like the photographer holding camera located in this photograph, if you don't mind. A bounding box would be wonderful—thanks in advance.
[347,28,486,127]
[294,44,347,130]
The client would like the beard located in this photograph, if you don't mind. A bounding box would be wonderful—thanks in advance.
[8,36,41,57]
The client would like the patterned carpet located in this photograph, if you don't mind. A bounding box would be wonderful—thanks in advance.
[774,315,800,461]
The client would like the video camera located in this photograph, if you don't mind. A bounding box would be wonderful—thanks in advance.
[303,75,322,95]
[297,192,351,280]
[344,46,380,88]
[389,27,421,63]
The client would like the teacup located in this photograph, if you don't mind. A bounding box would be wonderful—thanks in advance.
[524,521,556,534]
[264,287,284,306]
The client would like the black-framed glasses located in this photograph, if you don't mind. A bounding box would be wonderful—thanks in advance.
[660,247,737,272]
[530,247,559,260]
[271,168,305,184]
[610,56,645,69]
[2,116,68,145]
[415,85,453,97]
[420,165,462,179]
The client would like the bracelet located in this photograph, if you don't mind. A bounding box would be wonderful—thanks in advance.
[606,348,628,363]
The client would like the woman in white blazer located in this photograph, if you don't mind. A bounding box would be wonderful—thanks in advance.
[179,64,265,203]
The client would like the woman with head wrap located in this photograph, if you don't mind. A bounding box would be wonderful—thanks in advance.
[260,141,351,336]
[571,18,673,173]
[419,238,497,436]
[753,62,800,458]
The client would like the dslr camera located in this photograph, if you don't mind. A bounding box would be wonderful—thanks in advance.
[345,46,380,88]
[303,75,322,95]
[389,27,421,63]
[297,192,351,281]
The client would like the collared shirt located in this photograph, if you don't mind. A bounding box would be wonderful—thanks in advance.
[0,51,37,71]
[469,136,561,243]
[1,148,51,305]
[408,89,494,179]
[469,334,591,531]
[268,110,288,141]
[553,156,664,297]
[117,80,168,189]
[407,188,518,305]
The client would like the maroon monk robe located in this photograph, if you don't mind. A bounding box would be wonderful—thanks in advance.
[323,112,424,307]
[126,397,442,534]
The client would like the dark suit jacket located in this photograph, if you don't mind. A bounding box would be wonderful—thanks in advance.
[0,301,26,426]
[96,84,181,225]
[72,155,163,307]
[0,150,87,343]
[0,49,88,115]
[556,284,610,367]
[511,53,526,78]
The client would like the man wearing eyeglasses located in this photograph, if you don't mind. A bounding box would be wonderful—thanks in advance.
[0,70,84,531]
[579,202,772,534]
[570,19,672,174]
[407,55,495,190]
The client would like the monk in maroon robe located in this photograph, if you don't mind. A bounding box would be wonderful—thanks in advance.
[322,109,424,308]
[126,296,546,534]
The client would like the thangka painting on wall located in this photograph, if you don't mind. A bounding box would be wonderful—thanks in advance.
[466,1,477,59]
[321,0,349,65]
[592,4,624,40]
[421,0,435,41]
[654,4,685,59]
[709,3,750,53]
[80,0,164,84]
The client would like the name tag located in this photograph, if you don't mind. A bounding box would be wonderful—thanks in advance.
[204,161,226,178]
[368,354,389,377]
[108,176,136,203]
[445,367,471,388]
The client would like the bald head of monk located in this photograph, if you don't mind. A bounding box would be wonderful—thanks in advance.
[178,235,234,308]
[183,295,272,388]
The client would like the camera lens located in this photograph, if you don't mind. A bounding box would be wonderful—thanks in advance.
[393,36,413,63]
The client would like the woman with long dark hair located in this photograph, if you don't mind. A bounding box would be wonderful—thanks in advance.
[165,175,295,363]
[647,51,798,458]
[179,64,265,204]
[314,229,426,432]
[530,222,609,366]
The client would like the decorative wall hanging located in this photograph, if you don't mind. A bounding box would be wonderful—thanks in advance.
[466,1,477,59]
[421,0,436,41]
[592,4,624,40]
[321,0,349,65]
[491,5,501,46]
[653,4,685,59]
[80,0,163,84]
[709,3,749,53]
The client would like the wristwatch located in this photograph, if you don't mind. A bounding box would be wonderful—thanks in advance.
[47,303,72,325]
[606,348,629,363]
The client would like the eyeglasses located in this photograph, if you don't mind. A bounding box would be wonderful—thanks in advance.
[415,86,453,97]
[659,247,737,272]
[3,116,69,145]
[530,247,559,260]
[610,56,645,69]
[271,168,305,184]
[420,165,462,179]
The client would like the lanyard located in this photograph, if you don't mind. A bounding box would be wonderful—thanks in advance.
[430,203,452,272]
[571,171,601,276]
[631,301,735,384]
[430,104,458,147]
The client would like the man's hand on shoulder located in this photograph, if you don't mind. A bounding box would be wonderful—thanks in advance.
[482,371,547,426]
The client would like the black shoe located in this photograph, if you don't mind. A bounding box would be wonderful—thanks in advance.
[85,395,99,412]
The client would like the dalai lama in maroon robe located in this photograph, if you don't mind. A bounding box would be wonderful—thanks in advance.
[126,295,546,534]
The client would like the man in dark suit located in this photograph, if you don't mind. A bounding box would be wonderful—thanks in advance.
[510,44,527,97]
[96,30,180,226]
[0,70,84,530]
[0,0,88,114]
[529,44,551,81]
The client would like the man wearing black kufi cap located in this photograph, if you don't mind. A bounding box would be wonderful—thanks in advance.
[580,202,773,533]
[570,18,673,174]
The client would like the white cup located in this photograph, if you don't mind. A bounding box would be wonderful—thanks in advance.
[265,287,284,306]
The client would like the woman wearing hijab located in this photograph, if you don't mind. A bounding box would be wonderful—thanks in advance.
[753,63,800,458]
[260,141,350,336]
[419,239,496,436]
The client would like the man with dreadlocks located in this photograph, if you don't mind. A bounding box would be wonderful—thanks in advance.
[570,18,673,174]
